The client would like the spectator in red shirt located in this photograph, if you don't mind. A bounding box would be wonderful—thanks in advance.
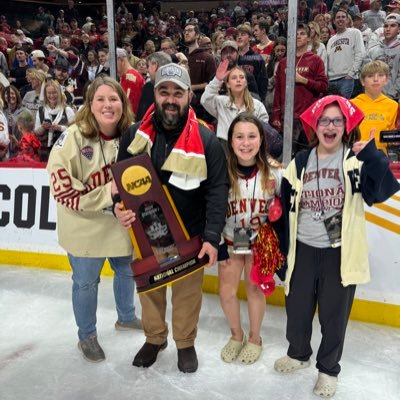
[116,48,145,118]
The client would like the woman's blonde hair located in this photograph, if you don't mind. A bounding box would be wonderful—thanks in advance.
[26,68,48,84]
[308,21,321,54]
[226,66,254,113]
[74,75,133,139]
[43,79,66,108]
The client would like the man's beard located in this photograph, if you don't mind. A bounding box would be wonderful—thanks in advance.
[155,101,189,129]
[184,37,196,46]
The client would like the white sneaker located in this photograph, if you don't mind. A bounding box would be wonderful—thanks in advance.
[313,372,338,398]
[274,355,311,373]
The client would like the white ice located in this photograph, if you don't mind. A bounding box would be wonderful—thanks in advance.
[0,265,399,400]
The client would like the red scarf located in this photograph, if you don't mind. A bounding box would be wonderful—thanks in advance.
[128,104,207,189]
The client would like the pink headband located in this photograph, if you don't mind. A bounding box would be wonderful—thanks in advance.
[299,95,364,141]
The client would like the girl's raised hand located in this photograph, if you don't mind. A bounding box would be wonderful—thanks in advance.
[216,59,230,81]
[352,128,375,156]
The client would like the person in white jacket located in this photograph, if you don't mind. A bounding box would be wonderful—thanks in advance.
[200,59,269,144]
[364,13,400,100]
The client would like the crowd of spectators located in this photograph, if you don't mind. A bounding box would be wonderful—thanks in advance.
[0,0,400,163]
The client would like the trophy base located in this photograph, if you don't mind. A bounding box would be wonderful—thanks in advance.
[132,235,208,293]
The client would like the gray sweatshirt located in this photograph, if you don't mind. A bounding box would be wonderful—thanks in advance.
[327,28,365,80]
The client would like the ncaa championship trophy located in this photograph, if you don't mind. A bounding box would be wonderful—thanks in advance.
[111,153,208,293]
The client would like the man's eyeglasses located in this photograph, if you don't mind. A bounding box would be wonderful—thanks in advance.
[317,117,345,127]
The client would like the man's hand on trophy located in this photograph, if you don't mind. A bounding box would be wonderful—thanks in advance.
[198,242,217,266]
[114,202,136,229]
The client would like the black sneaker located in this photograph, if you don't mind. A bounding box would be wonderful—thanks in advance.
[177,346,198,373]
[132,341,168,368]
[78,335,105,363]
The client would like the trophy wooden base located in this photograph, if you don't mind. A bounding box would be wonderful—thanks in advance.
[133,235,208,293]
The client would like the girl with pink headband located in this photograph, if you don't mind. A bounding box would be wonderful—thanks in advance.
[274,95,399,398]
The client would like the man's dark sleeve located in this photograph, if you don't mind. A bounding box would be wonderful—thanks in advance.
[201,131,229,248]
[256,58,268,102]
[117,123,138,162]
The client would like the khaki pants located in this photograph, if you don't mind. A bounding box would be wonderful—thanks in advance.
[139,268,204,349]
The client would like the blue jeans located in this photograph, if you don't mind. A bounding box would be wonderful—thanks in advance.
[68,254,136,340]
[328,78,354,99]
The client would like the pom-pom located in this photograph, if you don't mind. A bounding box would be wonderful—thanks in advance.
[250,223,285,296]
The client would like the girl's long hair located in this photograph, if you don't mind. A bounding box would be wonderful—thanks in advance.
[266,37,287,79]
[227,113,280,197]
[226,66,254,113]
[308,21,321,54]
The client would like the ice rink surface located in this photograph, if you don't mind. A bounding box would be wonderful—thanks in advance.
[0,265,399,400]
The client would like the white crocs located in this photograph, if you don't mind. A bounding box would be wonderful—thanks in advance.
[274,355,311,373]
[313,372,338,398]
[221,334,247,363]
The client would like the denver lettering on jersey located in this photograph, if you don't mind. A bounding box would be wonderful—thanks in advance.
[50,164,112,210]
[226,197,273,217]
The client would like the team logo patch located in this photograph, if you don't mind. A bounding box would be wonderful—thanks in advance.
[81,145,94,160]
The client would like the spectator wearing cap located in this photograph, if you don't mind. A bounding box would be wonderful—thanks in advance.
[98,15,108,35]
[116,48,145,118]
[211,31,225,63]
[64,0,80,25]
[236,24,268,102]
[363,0,386,31]
[326,8,365,98]
[253,21,275,65]
[352,12,372,47]
[116,62,227,374]
[184,23,217,122]
[219,40,260,98]
[82,17,94,33]
[136,51,172,121]
[166,15,182,38]
[121,39,140,69]
[31,50,49,74]
[364,13,400,100]
[9,47,29,90]
[369,0,400,46]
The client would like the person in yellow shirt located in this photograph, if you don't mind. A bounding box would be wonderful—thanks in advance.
[352,60,400,153]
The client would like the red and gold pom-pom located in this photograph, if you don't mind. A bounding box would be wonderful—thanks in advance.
[250,223,285,296]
